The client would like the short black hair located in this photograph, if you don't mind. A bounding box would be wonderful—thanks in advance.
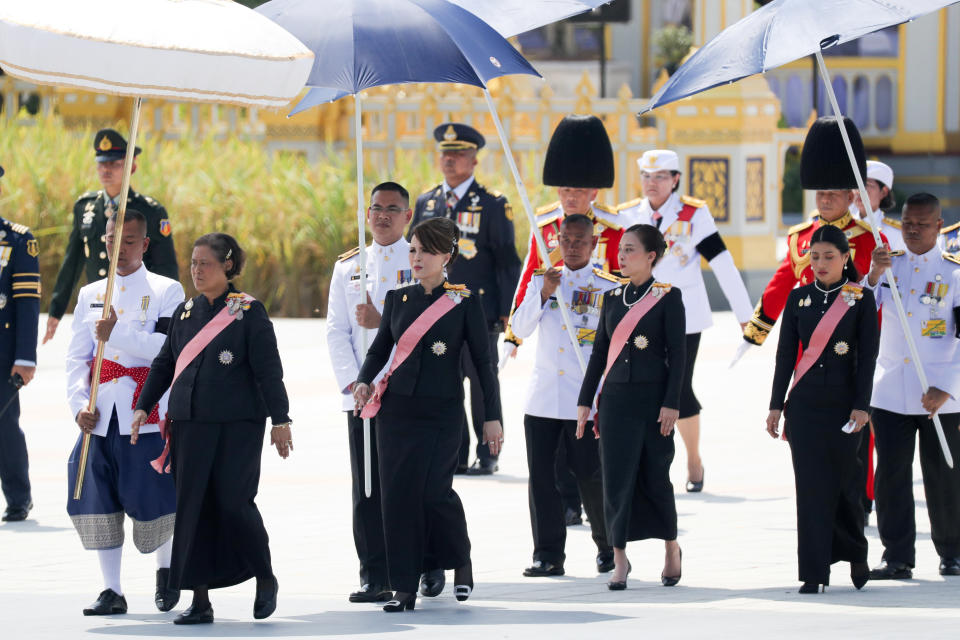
[105,209,147,237]
[560,213,594,233]
[193,232,246,280]
[624,223,667,267]
[903,192,941,218]
[371,181,409,206]
[411,217,460,265]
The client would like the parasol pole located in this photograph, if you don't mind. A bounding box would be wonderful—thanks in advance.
[355,94,373,498]
[482,88,587,374]
[815,50,953,468]
[74,96,144,499]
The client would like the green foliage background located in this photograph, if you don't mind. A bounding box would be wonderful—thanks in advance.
[0,117,550,317]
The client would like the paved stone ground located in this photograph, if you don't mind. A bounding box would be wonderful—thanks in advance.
[1,313,956,639]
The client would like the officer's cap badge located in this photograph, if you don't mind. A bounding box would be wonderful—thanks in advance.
[444,125,457,142]
[99,136,113,152]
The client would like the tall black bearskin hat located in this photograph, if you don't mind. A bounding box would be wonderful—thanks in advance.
[542,114,614,188]
[800,116,866,190]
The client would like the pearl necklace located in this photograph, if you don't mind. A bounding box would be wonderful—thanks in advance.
[813,277,847,304]
[622,280,654,308]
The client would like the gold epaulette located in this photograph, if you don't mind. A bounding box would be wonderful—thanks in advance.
[420,185,438,196]
[944,252,960,265]
[593,202,617,215]
[787,219,815,236]
[941,221,960,234]
[538,214,561,228]
[617,197,644,211]
[76,190,99,202]
[883,217,902,230]
[593,268,627,284]
[5,221,30,235]
[889,250,905,257]
[854,218,874,232]
[490,189,504,198]
[680,194,707,209]
[338,246,360,262]
[536,201,561,216]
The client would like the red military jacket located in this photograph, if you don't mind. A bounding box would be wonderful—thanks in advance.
[744,210,887,345]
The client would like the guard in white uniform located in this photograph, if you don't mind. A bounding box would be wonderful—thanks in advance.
[65,210,183,616]
[863,192,960,580]
[326,182,414,603]
[618,150,752,492]
[511,214,620,577]
[852,161,905,251]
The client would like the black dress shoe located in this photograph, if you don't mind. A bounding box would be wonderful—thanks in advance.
[383,591,416,612]
[454,464,469,475]
[685,469,704,493]
[661,548,682,587]
[83,589,127,615]
[253,576,278,619]
[349,583,393,603]
[465,459,498,475]
[798,582,823,594]
[2,501,32,522]
[419,569,445,597]
[564,508,582,526]
[596,552,615,574]
[851,561,869,590]
[523,560,565,577]
[869,559,912,580]
[174,604,214,625]
[939,557,960,576]
[155,568,180,612]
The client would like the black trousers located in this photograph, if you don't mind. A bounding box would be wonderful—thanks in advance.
[555,438,583,515]
[459,331,502,464]
[872,409,960,566]
[0,379,30,509]
[785,391,867,584]
[169,420,272,590]
[346,412,388,586]
[524,415,609,565]
[378,394,470,593]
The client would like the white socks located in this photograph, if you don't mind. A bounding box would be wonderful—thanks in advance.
[155,538,173,569]
[97,547,123,595]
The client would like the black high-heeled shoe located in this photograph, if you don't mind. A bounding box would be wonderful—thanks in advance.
[607,561,632,590]
[851,561,869,590]
[661,548,682,587]
[383,592,416,612]
[253,576,278,620]
[798,582,824,594]
[454,562,473,602]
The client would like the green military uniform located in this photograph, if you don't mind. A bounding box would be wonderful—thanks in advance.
[47,130,178,319]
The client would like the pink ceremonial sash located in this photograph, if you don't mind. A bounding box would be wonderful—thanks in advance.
[151,293,255,472]
[590,288,665,431]
[360,294,458,419]
[781,287,857,440]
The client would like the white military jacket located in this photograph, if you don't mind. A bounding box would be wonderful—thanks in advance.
[865,248,960,415]
[510,263,622,420]
[618,192,752,333]
[326,238,412,411]
[66,265,184,436]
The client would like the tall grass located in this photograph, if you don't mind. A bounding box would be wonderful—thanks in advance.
[0,116,551,316]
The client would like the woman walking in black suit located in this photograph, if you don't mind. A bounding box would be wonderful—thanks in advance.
[132,233,292,624]
[766,224,879,594]
[577,224,686,590]
[353,217,503,612]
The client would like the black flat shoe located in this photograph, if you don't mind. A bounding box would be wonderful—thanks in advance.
[607,561,631,590]
[685,469,704,493]
[253,576,278,620]
[155,568,180,612]
[454,562,473,602]
[383,592,416,612]
[174,604,214,625]
[349,583,393,603]
[851,561,869,590]
[454,464,469,475]
[2,501,32,522]
[798,582,823,594]
[564,508,583,526]
[596,552,615,574]
[940,557,960,576]
[419,569,445,597]
[465,459,498,475]
[83,588,127,616]
[869,559,912,580]
[523,560,565,577]
[662,548,682,587]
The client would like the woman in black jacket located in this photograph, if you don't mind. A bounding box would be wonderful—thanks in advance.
[132,233,291,624]
[577,224,686,590]
[353,217,503,612]
[766,224,879,594]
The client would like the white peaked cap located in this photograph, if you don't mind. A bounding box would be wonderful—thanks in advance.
[638,149,680,173]
[866,160,894,189]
